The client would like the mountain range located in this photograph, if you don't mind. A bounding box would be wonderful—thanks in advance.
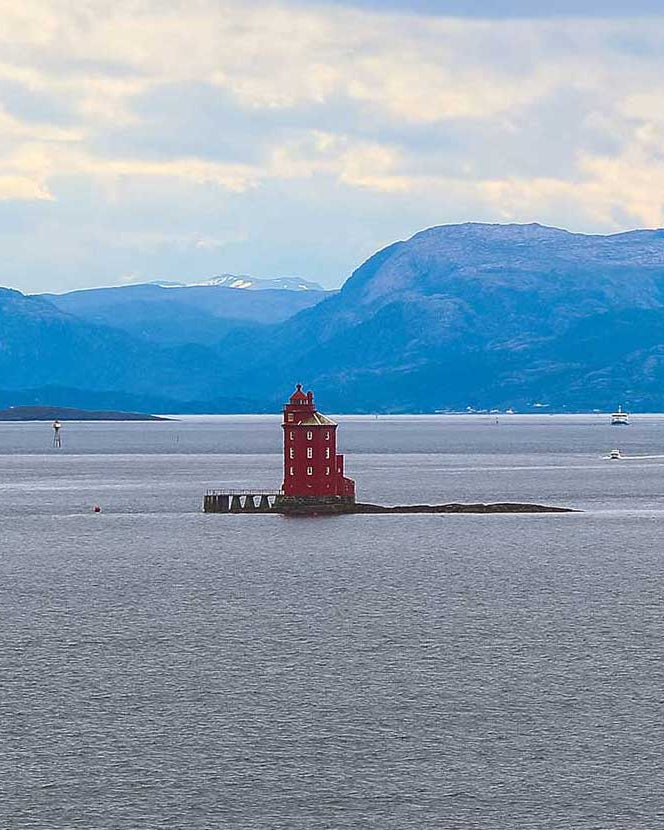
[4,223,664,412]
[40,277,329,346]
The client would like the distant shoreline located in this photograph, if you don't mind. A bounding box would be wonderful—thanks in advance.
[1,408,660,421]
[161,411,656,418]
[0,406,169,422]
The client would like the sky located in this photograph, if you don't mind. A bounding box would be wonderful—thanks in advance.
[2,1,664,292]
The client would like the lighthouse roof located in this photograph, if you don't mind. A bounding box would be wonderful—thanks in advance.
[289,383,308,403]
[299,412,336,426]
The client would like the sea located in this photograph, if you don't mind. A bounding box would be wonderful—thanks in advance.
[2,414,664,829]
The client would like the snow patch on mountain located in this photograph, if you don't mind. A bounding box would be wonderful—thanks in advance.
[152,274,325,291]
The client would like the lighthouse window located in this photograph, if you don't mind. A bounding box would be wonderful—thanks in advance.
[326,466,330,475]
[325,431,330,440]
[307,466,313,476]
[289,431,294,440]
[289,448,294,459]
[325,448,330,459]
[288,413,293,422]
[306,431,313,440]
[307,447,313,459]
[289,466,294,476]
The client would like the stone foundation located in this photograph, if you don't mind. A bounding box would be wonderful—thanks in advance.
[272,494,356,515]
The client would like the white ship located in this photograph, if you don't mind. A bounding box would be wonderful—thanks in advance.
[609,448,622,460]
[611,405,629,425]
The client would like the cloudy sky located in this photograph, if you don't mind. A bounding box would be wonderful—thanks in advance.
[2,0,664,292]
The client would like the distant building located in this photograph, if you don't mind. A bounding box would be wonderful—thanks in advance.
[280,384,355,503]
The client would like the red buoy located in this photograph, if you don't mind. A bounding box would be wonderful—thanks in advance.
[93,505,101,513]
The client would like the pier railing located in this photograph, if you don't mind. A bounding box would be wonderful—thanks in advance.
[205,489,283,496]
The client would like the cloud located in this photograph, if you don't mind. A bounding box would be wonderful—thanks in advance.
[2,0,664,291]
[294,0,664,18]
[0,174,53,201]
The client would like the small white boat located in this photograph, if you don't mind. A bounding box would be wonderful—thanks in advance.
[611,406,629,425]
[609,448,622,460]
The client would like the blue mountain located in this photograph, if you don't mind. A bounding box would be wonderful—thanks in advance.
[223,223,664,411]
[5,223,664,412]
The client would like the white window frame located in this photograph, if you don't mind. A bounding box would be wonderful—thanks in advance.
[307,447,313,459]
[306,430,313,440]
[306,466,313,476]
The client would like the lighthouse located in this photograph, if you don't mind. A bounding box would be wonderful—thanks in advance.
[203,384,356,514]
[277,384,355,509]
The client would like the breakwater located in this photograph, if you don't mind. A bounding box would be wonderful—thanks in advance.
[203,491,576,515]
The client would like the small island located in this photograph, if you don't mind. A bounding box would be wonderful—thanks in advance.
[204,386,577,516]
[290,501,577,515]
[0,406,169,421]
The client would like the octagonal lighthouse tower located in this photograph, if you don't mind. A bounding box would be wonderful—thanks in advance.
[276,384,355,510]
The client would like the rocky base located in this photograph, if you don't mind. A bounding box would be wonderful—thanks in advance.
[273,494,355,515]
[353,502,576,514]
[273,501,576,516]
[204,493,576,515]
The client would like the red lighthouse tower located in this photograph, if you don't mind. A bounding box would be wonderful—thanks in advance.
[277,384,355,509]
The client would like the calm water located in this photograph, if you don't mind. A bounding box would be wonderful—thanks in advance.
[2,415,664,828]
